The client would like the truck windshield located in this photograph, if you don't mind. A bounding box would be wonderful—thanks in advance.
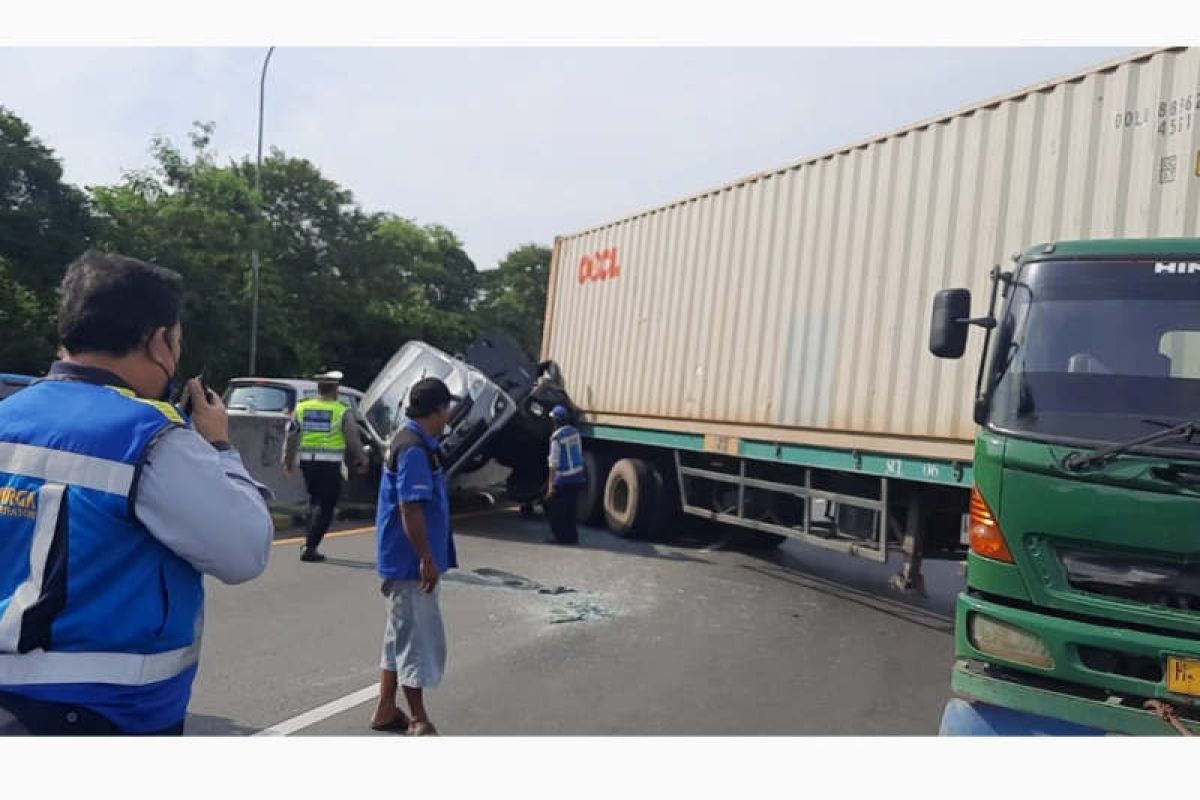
[362,345,467,442]
[987,259,1200,450]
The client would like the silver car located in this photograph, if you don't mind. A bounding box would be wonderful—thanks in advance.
[222,377,377,512]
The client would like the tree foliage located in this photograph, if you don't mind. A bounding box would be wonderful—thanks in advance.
[476,243,552,356]
[0,256,54,373]
[0,106,96,371]
[0,107,95,299]
[0,112,550,390]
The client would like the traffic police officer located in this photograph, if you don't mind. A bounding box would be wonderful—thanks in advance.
[544,405,587,545]
[285,370,368,562]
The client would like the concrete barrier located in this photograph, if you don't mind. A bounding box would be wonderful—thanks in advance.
[227,412,308,507]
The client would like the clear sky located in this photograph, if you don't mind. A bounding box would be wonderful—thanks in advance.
[0,46,1137,271]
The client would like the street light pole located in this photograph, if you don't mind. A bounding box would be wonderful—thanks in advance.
[249,45,275,376]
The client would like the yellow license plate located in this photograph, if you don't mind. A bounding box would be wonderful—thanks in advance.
[1167,657,1200,696]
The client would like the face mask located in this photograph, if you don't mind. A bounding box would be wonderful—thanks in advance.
[161,375,180,404]
[147,331,179,402]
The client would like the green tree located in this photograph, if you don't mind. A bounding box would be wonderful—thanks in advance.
[1,112,541,392]
[0,256,54,373]
[95,127,486,390]
[0,107,95,300]
[244,155,479,388]
[240,150,371,382]
[0,107,96,371]
[475,243,552,356]
[91,123,259,385]
[420,224,480,314]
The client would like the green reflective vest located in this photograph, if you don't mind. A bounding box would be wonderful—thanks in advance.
[295,398,347,456]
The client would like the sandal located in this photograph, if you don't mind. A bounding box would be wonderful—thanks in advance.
[369,710,412,732]
[407,720,439,736]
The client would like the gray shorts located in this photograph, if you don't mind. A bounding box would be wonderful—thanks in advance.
[380,579,447,689]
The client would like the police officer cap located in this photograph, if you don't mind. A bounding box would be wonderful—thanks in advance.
[313,370,344,382]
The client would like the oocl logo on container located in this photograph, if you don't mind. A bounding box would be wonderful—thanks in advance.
[578,247,621,284]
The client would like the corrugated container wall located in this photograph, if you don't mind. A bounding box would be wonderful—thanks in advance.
[543,48,1200,458]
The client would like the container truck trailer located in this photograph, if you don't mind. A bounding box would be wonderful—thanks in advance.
[361,46,1200,734]
[541,46,1200,604]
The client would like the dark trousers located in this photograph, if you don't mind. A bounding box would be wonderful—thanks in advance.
[0,691,184,736]
[300,460,343,551]
[547,484,581,544]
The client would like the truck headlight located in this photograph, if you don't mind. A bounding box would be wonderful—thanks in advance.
[968,613,1054,670]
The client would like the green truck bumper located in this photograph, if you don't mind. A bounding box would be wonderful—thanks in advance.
[952,661,1199,736]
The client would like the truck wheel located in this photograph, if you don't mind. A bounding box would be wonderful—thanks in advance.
[603,458,658,539]
[647,464,681,542]
[576,450,613,526]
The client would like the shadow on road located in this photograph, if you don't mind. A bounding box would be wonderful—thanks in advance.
[322,557,376,571]
[741,563,954,634]
[454,511,715,566]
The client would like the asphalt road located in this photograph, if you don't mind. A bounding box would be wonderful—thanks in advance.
[185,507,963,736]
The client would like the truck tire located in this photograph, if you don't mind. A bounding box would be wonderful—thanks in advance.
[647,463,682,541]
[576,450,612,526]
[603,458,658,539]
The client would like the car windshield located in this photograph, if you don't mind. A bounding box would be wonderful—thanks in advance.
[225,384,294,412]
[987,259,1200,449]
[362,345,468,441]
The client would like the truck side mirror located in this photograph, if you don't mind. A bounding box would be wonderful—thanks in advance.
[973,397,991,427]
[929,289,972,359]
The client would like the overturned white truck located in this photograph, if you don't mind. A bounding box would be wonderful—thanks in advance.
[357,332,578,506]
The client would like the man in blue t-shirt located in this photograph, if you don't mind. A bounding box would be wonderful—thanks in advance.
[370,377,460,737]
[544,405,587,545]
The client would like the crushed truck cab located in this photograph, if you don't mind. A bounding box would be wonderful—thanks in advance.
[358,333,577,504]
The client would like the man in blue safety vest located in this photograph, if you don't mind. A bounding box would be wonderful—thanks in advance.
[0,251,274,736]
[543,405,586,545]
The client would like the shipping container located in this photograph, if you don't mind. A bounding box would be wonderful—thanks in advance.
[534,47,1200,588]
[544,46,1200,462]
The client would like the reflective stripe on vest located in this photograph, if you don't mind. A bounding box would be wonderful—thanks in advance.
[296,399,347,454]
[300,451,343,463]
[0,380,203,687]
[0,484,64,651]
[0,442,134,496]
[0,642,201,686]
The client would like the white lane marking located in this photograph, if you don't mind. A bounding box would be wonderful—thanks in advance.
[253,683,380,736]
[255,505,522,735]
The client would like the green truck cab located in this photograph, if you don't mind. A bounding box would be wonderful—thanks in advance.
[932,238,1200,736]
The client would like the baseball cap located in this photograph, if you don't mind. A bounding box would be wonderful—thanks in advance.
[406,377,462,417]
[313,370,344,382]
